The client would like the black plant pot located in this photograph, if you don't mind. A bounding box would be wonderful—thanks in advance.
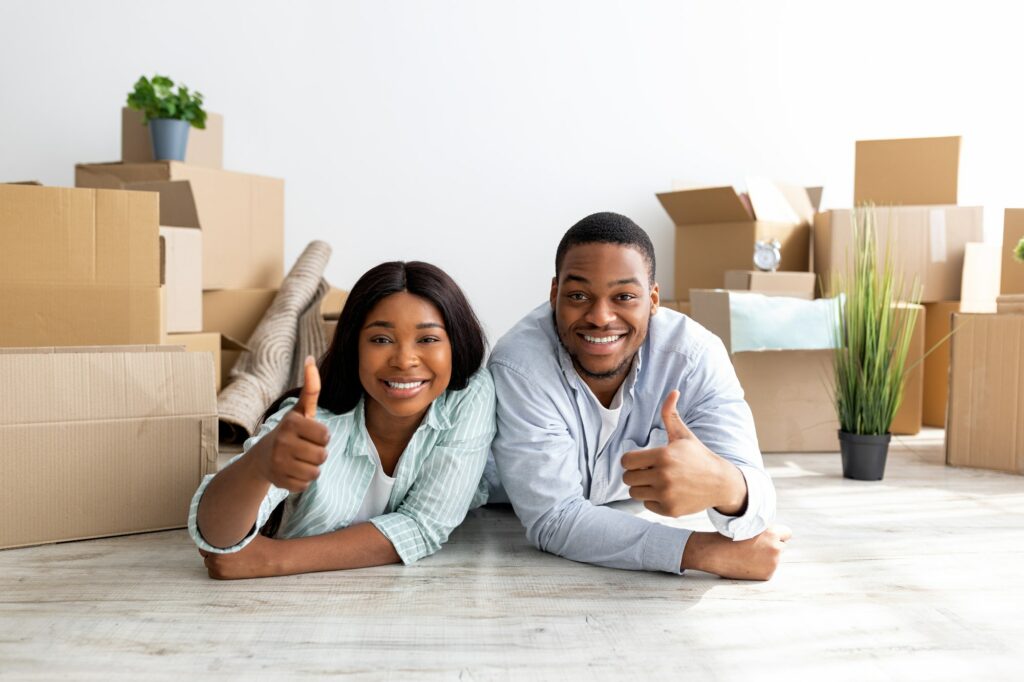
[838,430,891,481]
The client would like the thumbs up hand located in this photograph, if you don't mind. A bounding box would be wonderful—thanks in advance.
[621,390,748,518]
[252,356,331,493]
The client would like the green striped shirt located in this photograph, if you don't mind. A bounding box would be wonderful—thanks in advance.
[188,368,495,564]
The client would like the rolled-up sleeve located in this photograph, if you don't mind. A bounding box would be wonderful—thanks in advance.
[186,399,296,554]
[490,360,691,575]
[682,337,777,541]
[371,370,496,565]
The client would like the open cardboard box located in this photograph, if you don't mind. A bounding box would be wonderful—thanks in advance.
[0,345,218,549]
[0,184,163,347]
[947,312,1024,474]
[75,161,284,291]
[657,182,814,300]
[689,289,838,453]
[723,270,816,299]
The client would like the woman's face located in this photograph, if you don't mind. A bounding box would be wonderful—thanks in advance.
[358,291,453,421]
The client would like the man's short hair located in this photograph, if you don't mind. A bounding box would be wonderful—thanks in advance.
[554,212,656,285]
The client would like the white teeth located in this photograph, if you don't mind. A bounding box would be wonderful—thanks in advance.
[386,381,425,390]
[583,335,622,344]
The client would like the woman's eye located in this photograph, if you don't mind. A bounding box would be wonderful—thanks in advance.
[369,336,393,344]
[419,336,441,344]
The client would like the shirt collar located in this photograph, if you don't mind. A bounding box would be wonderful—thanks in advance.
[350,391,451,457]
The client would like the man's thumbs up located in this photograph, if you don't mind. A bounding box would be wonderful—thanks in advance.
[297,356,321,419]
[660,389,694,441]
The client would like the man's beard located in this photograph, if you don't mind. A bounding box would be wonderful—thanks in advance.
[563,344,634,381]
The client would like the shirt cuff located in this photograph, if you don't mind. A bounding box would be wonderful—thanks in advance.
[705,465,773,541]
[371,512,429,565]
[641,521,692,575]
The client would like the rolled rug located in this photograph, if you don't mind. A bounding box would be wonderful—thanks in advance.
[218,240,332,443]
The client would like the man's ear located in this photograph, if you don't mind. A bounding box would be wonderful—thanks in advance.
[650,281,660,315]
[549,277,558,310]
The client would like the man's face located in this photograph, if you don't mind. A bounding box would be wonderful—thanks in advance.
[550,242,658,392]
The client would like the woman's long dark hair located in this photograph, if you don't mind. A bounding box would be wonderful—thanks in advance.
[262,261,486,422]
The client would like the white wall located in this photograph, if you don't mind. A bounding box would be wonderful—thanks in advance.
[2,0,1022,339]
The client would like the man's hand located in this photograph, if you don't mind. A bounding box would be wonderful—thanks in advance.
[199,535,288,580]
[622,390,747,518]
[681,525,792,580]
[252,357,330,493]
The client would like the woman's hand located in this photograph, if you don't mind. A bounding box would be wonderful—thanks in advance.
[253,359,331,492]
[199,535,289,580]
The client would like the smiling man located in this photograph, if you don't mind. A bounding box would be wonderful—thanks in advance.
[488,212,790,579]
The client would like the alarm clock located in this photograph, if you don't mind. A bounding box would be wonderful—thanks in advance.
[753,239,782,272]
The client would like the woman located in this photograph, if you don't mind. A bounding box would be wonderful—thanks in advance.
[189,261,494,579]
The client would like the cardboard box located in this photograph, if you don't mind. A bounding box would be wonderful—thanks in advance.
[321,287,349,319]
[723,271,816,299]
[854,136,961,206]
[160,226,202,332]
[75,161,284,290]
[163,331,222,392]
[0,184,163,347]
[690,289,838,452]
[0,346,217,549]
[814,205,983,302]
[946,313,1024,474]
[122,107,224,169]
[889,304,925,435]
[1001,209,1024,295]
[201,288,277,387]
[657,186,811,300]
[322,318,338,343]
[998,294,1024,313]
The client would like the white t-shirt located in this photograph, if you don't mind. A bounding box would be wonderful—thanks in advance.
[579,376,626,456]
[350,438,397,524]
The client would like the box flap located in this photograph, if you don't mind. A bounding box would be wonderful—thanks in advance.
[746,178,815,225]
[805,187,823,212]
[961,242,1001,313]
[656,186,753,225]
[0,347,215,426]
[854,136,961,205]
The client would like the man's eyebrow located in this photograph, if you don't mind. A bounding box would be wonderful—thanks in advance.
[565,274,590,284]
[610,277,642,287]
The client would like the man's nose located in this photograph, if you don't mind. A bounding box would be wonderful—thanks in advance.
[585,298,616,327]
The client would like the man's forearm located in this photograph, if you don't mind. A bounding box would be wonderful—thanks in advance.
[712,459,749,517]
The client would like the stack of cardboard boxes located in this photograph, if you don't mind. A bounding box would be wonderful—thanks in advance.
[659,137,1002,456]
[0,109,288,549]
[76,108,286,391]
[946,211,1024,474]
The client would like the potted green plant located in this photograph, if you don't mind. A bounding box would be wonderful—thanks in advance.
[126,75,207,162]
[830,206,921,481]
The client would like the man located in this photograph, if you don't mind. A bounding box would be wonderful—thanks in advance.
[488,212,790,579]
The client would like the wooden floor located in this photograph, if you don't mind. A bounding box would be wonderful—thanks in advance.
[2,428,1022,680]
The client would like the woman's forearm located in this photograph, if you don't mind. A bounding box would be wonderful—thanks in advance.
[196,446,273,549]
[278,522,402,574]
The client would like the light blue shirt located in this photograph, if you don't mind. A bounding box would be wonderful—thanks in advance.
[188,369,496,565]
[488,304,776,575]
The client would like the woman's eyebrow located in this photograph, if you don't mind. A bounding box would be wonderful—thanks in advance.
[416,322,445,330]
[364,320,393,329]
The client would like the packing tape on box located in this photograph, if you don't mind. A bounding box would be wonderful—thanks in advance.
[929,209,948,263]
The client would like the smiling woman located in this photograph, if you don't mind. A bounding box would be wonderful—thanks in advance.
[188,262,495,580]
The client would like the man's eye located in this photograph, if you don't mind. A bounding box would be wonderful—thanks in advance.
[568,293,587,302]
[616,294,637,302]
